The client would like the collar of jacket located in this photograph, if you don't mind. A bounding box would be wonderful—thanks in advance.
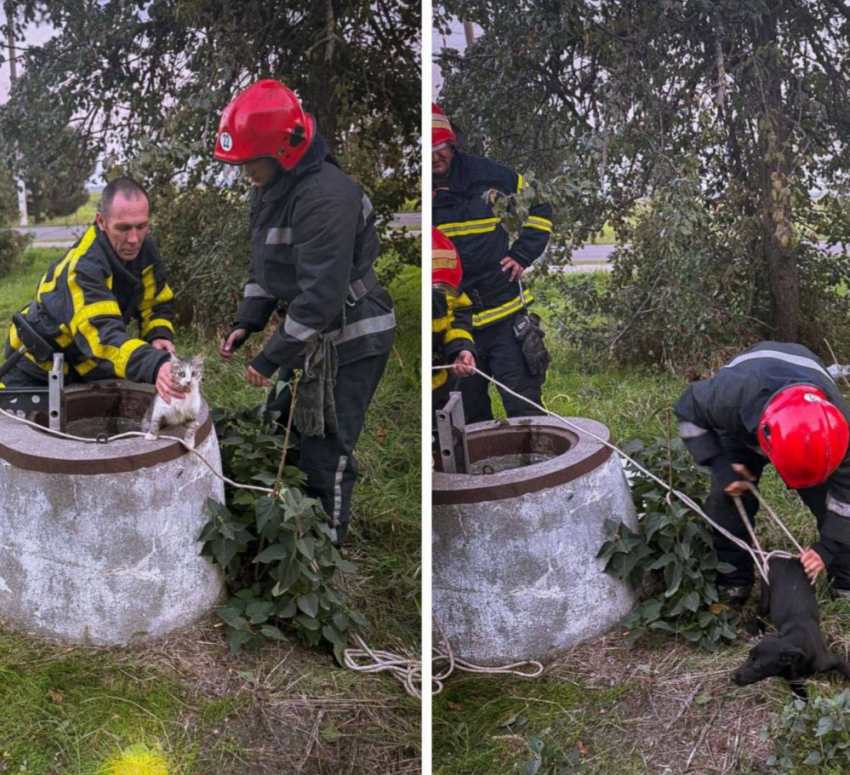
[261,129,331,204]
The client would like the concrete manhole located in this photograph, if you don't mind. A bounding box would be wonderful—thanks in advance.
[433,416,638,665]
[0,381,224,645]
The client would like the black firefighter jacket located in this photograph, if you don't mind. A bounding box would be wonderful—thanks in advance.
[433,151,553,327]
[233,135,395,378]
[10,224,173,384]
[432,289,476,391]
[674,341,850,564]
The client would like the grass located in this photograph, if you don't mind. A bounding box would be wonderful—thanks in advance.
[0,248,421,774]
[433,271,850,774]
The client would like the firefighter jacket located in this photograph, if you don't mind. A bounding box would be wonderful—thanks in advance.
[10,224,173,384]
[674,341,850,563]
[233,133,395,378]
[433,151,553,328]
[432,288,476,391]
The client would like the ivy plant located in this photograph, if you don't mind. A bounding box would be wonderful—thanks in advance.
[597,437,739,650]
[198,403,366,661]
[765,691,850,771]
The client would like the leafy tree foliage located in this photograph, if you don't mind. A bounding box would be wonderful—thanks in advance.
[0,143,30,275]
[436,0,850,365]
[1,0,420,319]
[15,125,94,222]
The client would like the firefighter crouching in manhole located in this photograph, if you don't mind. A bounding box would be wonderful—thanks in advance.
[0,177,186,403]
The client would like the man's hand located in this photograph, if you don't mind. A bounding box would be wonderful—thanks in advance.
[452,350,476,378]
[500,256,525,282]
[220,328,248,362]
[800,548,826,582]
[150,338,176,354]
[155,360,187,404]
[246,365,270,388]
[724,463,757,497]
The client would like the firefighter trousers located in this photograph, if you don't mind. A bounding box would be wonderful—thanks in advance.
[267,352,389,547]
[457,314,546,424]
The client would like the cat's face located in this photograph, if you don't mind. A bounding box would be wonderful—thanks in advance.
[171,353,205,389]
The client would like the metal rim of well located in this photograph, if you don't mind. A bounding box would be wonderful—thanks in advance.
[0,381,212,475]
[432,416,613,505]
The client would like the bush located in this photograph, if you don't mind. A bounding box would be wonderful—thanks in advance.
[765,690,850,771]
[198,401,366,659]
[149,184,250,331]
[0,161,31,277]
[597,437,740,650]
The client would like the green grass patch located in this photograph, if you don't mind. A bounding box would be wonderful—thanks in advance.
[0,636,197,773]
[0,248,421,772]
[434,675,634,775]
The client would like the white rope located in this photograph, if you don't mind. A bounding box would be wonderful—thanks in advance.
[432,365,809,589]
[343,634,422,698]
[0,404,424,696]
[431,615,543,695]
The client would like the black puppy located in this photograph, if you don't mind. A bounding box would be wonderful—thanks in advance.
[731,557,850,699]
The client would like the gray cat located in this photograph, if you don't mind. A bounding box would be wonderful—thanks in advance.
[142,353,205,448]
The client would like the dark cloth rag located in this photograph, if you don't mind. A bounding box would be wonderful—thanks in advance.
[294,336,339,437]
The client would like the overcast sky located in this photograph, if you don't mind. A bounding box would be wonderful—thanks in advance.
[0,13,56,102]
[433,21,480,98]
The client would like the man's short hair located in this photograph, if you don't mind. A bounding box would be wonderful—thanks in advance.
[99,177,148,219]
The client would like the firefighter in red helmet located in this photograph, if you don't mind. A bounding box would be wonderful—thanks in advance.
[432,102,553,424]
[675,342,850,603]
[215,79,395,547]
[432,227,476,413]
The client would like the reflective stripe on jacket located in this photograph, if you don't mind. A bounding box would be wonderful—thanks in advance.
[432,290,476,391]
[10,225,172,383]
[433,152,552,327]
[674,341,850,555]
[234,134,395,375]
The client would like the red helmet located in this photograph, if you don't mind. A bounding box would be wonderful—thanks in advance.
[758,384,850,488]
[432,103,457,151]
[214,79,315,170]
[432,228,462,293]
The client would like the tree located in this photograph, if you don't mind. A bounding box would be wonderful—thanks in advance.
[0,0,420,315]
[12,124,95,222]
[436,0,850,360]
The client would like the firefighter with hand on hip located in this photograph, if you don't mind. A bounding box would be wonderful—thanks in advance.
[215,79,395,547]
[432,102,553,424]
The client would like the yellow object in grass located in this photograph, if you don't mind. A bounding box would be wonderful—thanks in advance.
[100,744,170,775]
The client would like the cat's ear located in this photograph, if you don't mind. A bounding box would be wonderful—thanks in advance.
[192,353,205,371]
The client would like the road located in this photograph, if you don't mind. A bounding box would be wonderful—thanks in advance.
[13,219,849,272]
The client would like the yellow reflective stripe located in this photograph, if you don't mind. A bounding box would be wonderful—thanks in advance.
[440,223,499,237]
[70,301,122,335]
[438,217,499,231]
[432,316,449,333]
[76,318,146,378]
[444,328,474,344]
[472,290,534,327]
[517,173,524,193]
[432,369,448,390]
[75,359,98,376]
[36,227,97,302]
[56,324,73,347]
[523,219,553,233]
[446,292,473,311]
[141,318,174,337]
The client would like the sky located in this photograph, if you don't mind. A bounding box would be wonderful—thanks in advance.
[0,14,56,101]
[433,20,479,98]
